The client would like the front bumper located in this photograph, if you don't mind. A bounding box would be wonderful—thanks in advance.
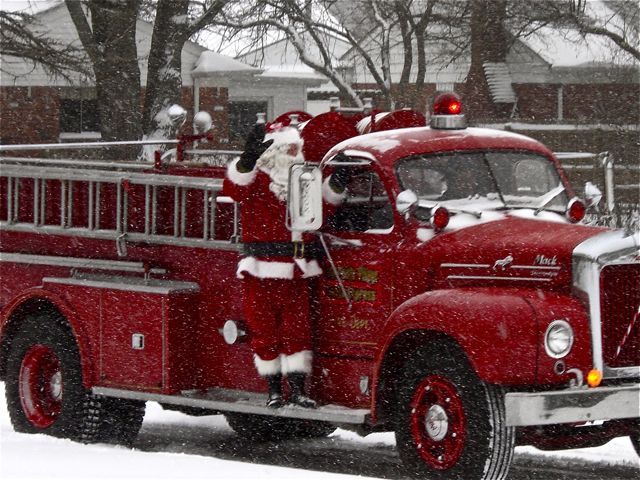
[505,383,640,426]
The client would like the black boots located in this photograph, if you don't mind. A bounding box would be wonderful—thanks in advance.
[287,373,317,409]
[265,373,317,408]
[266,374,284,408]
[264,373,317,408]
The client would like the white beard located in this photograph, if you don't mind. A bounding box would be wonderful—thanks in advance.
[257,145,303,201]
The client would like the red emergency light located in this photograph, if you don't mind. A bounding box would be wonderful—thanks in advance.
[433,93,462,115]
[431,205,450,231]
[430,92,466,130]
[566,197,586,223]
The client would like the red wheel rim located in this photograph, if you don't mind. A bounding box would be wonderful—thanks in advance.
[19,344,63,428]
[409,374,466,470]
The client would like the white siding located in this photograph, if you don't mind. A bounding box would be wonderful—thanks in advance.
[0,3,204,87]
[238,34,350,70]
[342,30,470,86]
[227,80,308,118]
[0,4,87,86]
[237,34,349,95]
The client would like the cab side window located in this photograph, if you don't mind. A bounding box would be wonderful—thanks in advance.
[329,170,394,232]
[513,158,558,196]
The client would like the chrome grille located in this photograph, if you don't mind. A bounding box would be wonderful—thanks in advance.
[600,263,640,368]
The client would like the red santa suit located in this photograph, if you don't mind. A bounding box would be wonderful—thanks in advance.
[224,126,345,378]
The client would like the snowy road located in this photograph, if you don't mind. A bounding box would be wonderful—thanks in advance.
[1,384,638,480]
[137,415,639,480]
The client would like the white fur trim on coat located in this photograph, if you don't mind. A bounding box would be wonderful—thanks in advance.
[254,354,281,376]
[237,257,294,279]
[282,350,313,375]
[227,157,257,186]
[294,258,323,278]
[323,177,347,205]
[237,257,322,279]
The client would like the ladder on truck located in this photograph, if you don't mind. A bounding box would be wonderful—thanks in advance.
[0,141,242,256]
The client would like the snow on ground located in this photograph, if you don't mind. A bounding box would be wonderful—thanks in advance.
[0,382,637,480]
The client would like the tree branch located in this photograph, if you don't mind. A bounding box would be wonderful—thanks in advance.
[64,0,101,66]
[0,10,89,79]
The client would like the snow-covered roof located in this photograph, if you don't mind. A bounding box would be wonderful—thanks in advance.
[259,64,325,83]
[234,31,349,91]
[192,51,262,77]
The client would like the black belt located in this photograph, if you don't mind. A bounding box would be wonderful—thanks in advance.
[243,241,322,259]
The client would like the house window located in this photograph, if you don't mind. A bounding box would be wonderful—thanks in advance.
[228,100,268,142]
[60,98,100,133]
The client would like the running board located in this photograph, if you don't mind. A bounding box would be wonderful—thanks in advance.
[93,386,371,425]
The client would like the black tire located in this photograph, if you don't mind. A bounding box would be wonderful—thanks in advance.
[93,396,146,447]
[631,434,640,458]
[5,313,145,446]
[395,345,515,480]
[225,412,335,442]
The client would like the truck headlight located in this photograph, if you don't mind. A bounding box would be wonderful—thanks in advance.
[544,319,574,358]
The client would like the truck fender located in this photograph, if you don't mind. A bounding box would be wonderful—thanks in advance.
[0,287,97,389]
[370,288,539,423]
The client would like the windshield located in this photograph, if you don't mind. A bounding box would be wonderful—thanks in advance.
[396,151,567,212]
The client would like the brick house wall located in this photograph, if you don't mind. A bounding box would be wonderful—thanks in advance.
[0,87,61,144]
[0,85,230,147]
[512,83,640,125]
[332,80,640,127]
[198,86,229,145]
[511,84,559,123]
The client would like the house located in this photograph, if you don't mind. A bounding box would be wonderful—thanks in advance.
[0,2,324,146]
[236,32,350,116]
[237,2,638,165]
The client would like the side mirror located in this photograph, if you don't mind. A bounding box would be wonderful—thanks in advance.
[396,189,418,216]
[584,181,602,209]
[288,164,323,231]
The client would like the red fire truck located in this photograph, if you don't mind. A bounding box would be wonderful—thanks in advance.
[0,94,638,480]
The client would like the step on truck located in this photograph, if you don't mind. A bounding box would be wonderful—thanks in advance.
[0,93,638,480]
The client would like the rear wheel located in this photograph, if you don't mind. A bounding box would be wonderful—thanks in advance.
[395,345,515,480]
[5,313,144,445]
[225,412,335,442]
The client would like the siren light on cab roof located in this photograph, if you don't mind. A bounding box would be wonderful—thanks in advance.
[430,92,466,130]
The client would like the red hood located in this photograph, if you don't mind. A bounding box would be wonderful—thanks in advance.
[426,216,605,290]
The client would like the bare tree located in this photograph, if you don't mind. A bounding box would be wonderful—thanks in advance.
[10,0,635,146]
[210,1,366,107]
[63,0,230,152]
[66,0,143,148]
[0,10,87,79]
[463,0,510,121]
[143,0,227,135]
[213,0,468,110]
[511,0,639,62]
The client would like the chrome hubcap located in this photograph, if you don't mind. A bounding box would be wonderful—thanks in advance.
[49,371,63,400]
[424,404,449,441]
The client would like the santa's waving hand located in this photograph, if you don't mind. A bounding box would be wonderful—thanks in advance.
[224,121,346,409]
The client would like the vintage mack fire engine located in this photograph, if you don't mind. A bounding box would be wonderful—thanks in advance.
[0,94,638,480]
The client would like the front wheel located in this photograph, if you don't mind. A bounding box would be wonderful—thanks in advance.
[395,346,515,480]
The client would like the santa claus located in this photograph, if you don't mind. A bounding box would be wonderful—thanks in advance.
[224,121,348,408]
